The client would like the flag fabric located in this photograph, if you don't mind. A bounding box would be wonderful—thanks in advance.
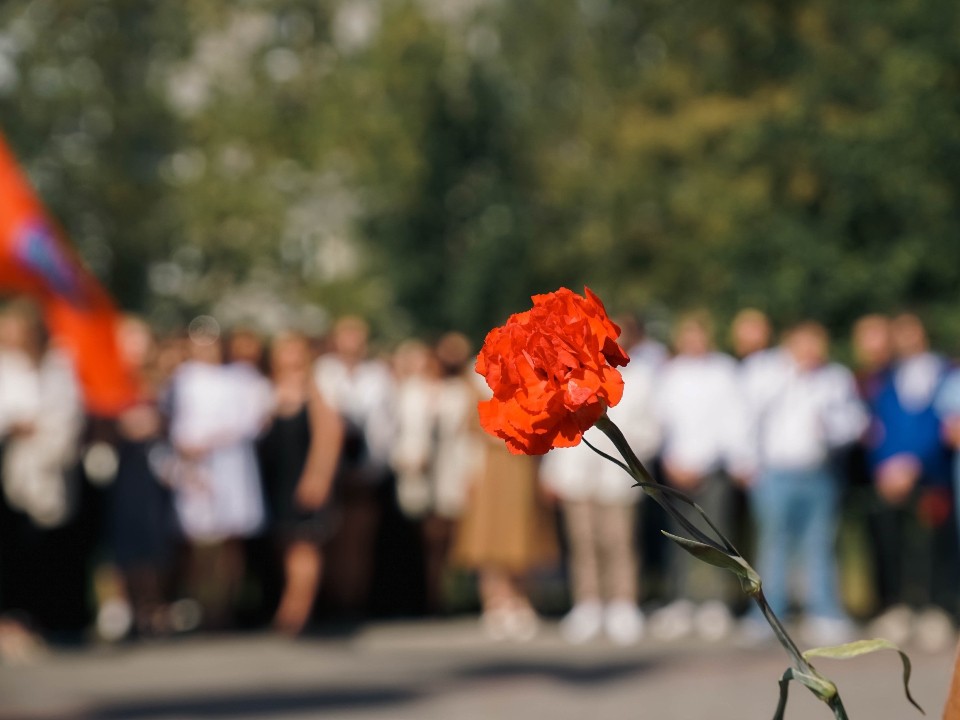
[0,132,137,416]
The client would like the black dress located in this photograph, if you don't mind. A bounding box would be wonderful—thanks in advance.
[110,435,177,571]
[258,405,336,544]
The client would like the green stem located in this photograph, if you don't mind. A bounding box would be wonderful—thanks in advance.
[753,588,813,676]
[830,696,850,720]
[594,415,721,550]
[593,412,850,718]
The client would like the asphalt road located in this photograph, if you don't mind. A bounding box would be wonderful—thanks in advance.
[0,619,952,720]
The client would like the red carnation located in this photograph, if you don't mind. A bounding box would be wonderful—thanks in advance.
[476,286,629,455]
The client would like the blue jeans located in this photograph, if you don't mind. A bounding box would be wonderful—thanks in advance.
[749,465,845,620]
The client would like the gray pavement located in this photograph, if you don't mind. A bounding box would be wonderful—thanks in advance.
[0,619,952,720]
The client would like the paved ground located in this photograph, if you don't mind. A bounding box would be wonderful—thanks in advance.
[0,619,952,720]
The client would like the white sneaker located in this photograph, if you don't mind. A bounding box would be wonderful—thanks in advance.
[801,616,858,647]
[481,608,511,642]
[650,599,695,641]
[604,601,644,646]
[560,601,604,645]
[506,606,539,643]
[96,599,133,643]
[914,607,955,654]
[695,601,733,642]
[868,604,913,647]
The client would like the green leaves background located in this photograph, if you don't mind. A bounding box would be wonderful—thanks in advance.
[4,0,960,344]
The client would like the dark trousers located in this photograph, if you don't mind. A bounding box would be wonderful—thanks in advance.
[870,486,958,615]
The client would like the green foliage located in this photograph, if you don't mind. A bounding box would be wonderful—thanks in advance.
[3,0,960,345]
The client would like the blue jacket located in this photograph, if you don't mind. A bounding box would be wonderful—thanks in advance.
[867,359,952,487]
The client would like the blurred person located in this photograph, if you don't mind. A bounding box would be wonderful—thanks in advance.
[391,334,482,614]
[615,312,670,603]
[228,326,266,368]
[729,308,777,589]
[104,316,178,639]
[155,333,188,384]
[740,322,866,646]
[941,367,960,530]
[650,310,752,641]
[0,301,83,649]
[453,374,558,641]
[730,308,773,362]
[391,339,436,520]
[620,312,668,373]
[167,321,271,629]
[258,332,343,635]
[313,316,395,613]
[225,326,273,451]
[852,314,894,403]
[847,315,894,618]
[850,315,894,486]
[540,349,660,645]
[866,312,956,651]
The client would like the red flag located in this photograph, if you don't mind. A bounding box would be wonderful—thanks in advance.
[0,132,137,416]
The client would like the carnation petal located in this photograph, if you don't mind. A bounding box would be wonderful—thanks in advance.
[476,286,628,455]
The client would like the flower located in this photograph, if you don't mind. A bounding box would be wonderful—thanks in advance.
[476,286,629,455]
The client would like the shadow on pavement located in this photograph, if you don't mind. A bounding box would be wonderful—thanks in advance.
[81,686,420,719]
[454,657,659,686]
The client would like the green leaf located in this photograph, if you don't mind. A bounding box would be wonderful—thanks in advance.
[661,531,761,594]
[802,638,924,715]
[771,666,841,720]
[791,669,838,703]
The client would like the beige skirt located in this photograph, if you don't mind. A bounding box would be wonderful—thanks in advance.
[452,442,558,574]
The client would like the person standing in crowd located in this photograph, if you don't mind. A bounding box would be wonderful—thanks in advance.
[167,320,270,629]
[453,373,558,642]
[0,301,84,648]
[391,339,436,522]
[849,315,895,491]
[940,362,960,542]
[106,316,178,639]
[852,315,894,404]
[258,332,343,635]
[650,310,751,641]
[866,312,956,651]
[619,312,668,373]
[540,344,660,645]
[730,308,774,365]
[847,315,894,618]
[728,308,777,582]
[740,322,866,645]
[391,333,481,614]
[313,316,395,614]
[226,327,273,408]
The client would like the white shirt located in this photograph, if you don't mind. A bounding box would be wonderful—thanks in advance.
[654,352,751,477]
[894,352,943,412]
[168,361,267,541]
[0,348,83,527]
[541,361,661,504]
[744,352,867,470]
[392,373,482,518]
[313,354,395,465]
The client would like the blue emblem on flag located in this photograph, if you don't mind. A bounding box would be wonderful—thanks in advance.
[13,219,89,307]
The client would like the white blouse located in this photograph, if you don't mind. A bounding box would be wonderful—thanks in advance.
[541,361,661,504]
[743,352,867,471]
[168,361,270,541]
[0,348,83,527]
[653,352,752,477]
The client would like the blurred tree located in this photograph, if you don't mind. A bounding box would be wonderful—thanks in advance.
[3,0,960,348]
[0,1,188,314]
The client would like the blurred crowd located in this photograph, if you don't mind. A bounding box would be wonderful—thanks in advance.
[0,299,958,662]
